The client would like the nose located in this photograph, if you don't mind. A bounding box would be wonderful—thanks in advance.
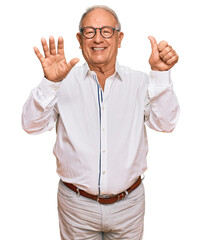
[93,29,103,43]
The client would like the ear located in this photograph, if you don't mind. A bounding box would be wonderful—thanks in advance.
[76,33,82,49]
[118,32,124,48]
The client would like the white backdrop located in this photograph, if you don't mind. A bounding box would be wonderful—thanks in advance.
[1,0,201,239]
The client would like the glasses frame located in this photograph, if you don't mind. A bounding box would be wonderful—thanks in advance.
[80,26,120,39]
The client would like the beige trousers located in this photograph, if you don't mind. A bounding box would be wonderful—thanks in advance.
[57,180,145,240]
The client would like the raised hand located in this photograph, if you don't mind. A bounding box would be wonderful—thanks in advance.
[34,36,80,82]
[148,36,178,71]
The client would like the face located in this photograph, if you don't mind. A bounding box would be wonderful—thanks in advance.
[77,9,124,70]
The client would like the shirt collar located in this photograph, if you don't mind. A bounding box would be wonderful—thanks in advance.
[82,61,124,81]
[115,62,124,81]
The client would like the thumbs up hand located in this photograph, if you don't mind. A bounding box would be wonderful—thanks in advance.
[148,36,179,71]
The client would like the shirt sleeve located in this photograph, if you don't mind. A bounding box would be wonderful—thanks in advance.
[144,70,180,132]
[22,77,61,134]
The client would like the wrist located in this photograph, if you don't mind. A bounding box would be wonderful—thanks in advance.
[44,75,64,83]
[151,67,160,71]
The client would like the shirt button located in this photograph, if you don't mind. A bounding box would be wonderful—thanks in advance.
[102,150,106,153]
[102,171,106,174]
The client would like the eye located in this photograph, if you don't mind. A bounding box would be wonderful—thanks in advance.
[83,28,95,37]
[85,30,94,34]
[103,30,110,34]
[102,27,113,37]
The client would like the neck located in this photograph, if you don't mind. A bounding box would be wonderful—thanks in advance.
[88,63,116,91]
[88,62,116,78]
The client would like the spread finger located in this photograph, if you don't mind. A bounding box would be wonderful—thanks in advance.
[41,38,50,58]
[49,36,56,55]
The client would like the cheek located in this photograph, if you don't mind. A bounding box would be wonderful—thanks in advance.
[81,41,92,53]
[81,44,90,55]
[111,42,119,55]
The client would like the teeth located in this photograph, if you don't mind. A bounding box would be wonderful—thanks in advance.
[92,47,105,51]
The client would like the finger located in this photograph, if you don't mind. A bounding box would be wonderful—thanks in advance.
[166,54,179,65]
[49,36,56,55]
[67,58,80,72]
[162,50,176,62]
[33,46,45,63]
[57,36,64,55]
[159,46,173,58]
[148,36,158,53]
[41,38,50,58]
[158,40,168,52]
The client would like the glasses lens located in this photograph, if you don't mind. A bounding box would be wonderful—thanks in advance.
[83,27,95,39]
[101,27,114,38]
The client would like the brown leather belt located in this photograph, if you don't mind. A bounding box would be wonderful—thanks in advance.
[62,176,141,204]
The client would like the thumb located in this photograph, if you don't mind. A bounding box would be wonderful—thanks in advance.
[68,58,80,71]
[148,36,158,53]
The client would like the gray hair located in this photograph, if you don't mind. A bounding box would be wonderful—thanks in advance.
[79,5,121,31]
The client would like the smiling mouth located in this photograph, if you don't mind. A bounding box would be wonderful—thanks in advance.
[91,47,106,51]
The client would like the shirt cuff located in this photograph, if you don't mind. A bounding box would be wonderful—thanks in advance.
[150,70,171,87]
[38,77,62,96]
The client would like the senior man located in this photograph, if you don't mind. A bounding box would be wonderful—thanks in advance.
[22,5,180,240]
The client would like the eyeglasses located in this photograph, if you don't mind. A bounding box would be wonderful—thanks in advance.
[80,26,120,39]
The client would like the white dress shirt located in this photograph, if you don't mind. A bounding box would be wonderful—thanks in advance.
[22,62,180,195]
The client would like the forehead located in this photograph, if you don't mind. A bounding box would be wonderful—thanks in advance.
[82,9,117,27]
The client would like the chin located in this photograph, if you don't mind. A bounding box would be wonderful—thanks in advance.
[91,57,108,65]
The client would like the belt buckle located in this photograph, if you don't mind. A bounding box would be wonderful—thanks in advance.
[96,194,113,203]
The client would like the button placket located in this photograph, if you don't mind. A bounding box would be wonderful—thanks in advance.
[100,100,108,194]
[93,74,111,195]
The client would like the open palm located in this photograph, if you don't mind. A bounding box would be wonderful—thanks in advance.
[34,36,79,82]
